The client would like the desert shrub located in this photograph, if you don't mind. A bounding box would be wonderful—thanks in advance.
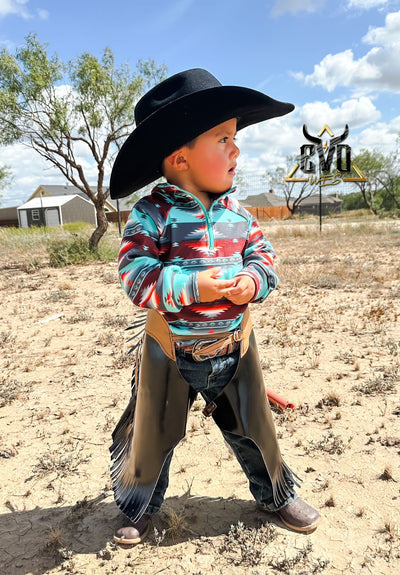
[219,521,276,566]
[0,378,33,407]
[303,430,351,455]
[269,540,330,573]
[354,368,397,395]
[47,236,98,267]
[47,232,118,267]
[32,444,91,478]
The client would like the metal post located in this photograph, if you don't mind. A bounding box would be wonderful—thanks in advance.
[39,191,45,227]
[117,199,122,236]
[319,170,322,233]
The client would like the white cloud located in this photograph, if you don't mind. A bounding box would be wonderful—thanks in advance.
[347,0,390,9]
[238,116,297,159]
[273,0,393,16]
[356,114,400,151]
[301,97,381,129]
[1,144,59,207]
[271,0,325,15]
[363,9,400,47]
[234,96,393,177]
[296,10,400,93]
[0,0,31,19]
[0,140,104,208]
[0,0,48,20]
[37,8,48,19]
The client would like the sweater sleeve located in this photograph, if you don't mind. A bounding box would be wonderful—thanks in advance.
[118,202,198,312]
[235,214,279,303]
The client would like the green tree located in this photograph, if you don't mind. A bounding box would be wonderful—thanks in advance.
[0,165,12,205]
[0,34,166,248]
[339,191,368,211]
[351,147,400,215]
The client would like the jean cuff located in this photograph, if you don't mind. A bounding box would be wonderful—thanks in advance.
[259,492,297,513]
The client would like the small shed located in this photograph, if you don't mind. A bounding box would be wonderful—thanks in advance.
[29,184,133,225]
[17,194,97,228]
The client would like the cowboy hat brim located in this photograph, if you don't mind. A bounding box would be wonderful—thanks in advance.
[110,86,294,199]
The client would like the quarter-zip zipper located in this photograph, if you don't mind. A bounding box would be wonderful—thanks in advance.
[178,188,235,252]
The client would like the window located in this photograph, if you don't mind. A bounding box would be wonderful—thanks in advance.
[32,209,40,221]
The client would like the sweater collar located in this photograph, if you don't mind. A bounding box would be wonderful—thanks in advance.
[154,181,236,206]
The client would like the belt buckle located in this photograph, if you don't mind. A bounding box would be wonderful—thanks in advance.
[233,329,242,342]
[192,338,218,362]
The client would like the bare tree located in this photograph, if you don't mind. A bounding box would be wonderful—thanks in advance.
[265,156,312,214]
[0,34,166,248]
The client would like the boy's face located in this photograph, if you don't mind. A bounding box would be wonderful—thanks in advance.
[180,118,239,196]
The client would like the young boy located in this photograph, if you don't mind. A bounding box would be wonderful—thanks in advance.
[109,68,320,544]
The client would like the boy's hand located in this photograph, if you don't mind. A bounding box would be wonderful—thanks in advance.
[225,275,256,305]
[197,267,236,302]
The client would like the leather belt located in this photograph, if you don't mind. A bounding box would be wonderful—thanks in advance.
[145,308,253,361]
[176,335,240,362]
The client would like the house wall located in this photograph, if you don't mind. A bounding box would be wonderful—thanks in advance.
[45,208,61,226]
[0,207,19,227]
[27,208,46,227]
[296,202,342,216]
[62,198,97,226]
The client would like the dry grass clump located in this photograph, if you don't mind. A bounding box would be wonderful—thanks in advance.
[0,378,33,407]
[111,350,136,369]
[162,508,188,542]
[43,526,65,554]
[102,313,129,328]
[303,430,351,455]
[374,522,400,563]
[316,392,341,409]
[354,367,397,395]
[219,520,277,567]
[32,444,91,478]
[0,329,16,347]
[269,540,330,573]
[66,310,93,323]
[379,466,396,482]
[100,271,117,284]
[44,289,73,303]
[386,338,400,357]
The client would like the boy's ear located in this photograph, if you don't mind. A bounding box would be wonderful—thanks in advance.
[164,148,188,171]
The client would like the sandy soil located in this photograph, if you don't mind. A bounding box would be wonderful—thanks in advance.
[0,217,399,575]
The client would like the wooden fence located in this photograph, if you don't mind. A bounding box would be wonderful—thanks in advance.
[106,211,131,225]
[245,206,292,220]
[106,205,292,226]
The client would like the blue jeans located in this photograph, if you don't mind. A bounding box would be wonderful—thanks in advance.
[145,349,296,515]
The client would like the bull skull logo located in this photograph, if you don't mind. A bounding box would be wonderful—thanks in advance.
[286,125,366,185]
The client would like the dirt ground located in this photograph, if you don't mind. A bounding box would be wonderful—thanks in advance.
[0,216,399,575]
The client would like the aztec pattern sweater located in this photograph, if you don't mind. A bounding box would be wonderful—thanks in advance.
[118,183,279,336]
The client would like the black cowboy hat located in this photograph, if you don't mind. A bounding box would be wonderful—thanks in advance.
[110,68,294,199]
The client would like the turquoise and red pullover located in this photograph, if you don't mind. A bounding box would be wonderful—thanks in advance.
[118,183,278,336]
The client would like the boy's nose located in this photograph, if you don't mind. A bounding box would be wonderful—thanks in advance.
[231,142,240,158]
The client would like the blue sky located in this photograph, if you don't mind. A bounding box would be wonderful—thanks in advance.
[1,0,400,206]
